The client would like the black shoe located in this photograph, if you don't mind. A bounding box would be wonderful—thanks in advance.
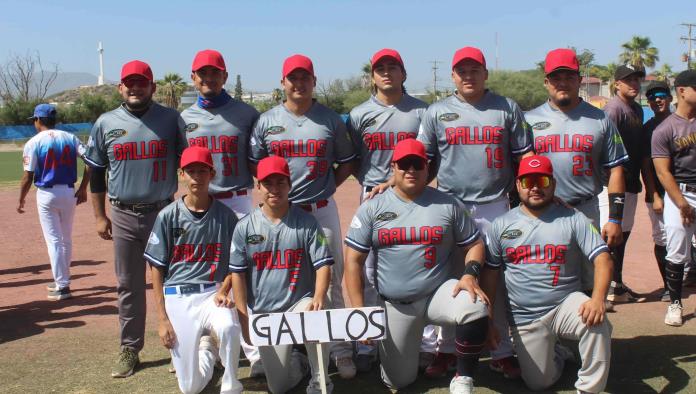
[47,287,71,301]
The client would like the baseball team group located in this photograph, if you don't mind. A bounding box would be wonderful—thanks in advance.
[16,45,696,394]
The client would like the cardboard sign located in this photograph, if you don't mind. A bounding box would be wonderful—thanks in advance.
[249,307,386,346]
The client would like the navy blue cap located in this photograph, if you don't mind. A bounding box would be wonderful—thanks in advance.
[29,103,57,120]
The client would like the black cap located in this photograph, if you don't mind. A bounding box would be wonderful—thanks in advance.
[674,70,696,87]
[645,81,671,96]
[614,64,646,81]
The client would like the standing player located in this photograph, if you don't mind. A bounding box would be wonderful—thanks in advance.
[249,54,357,378]
[416,46,533,379]
[145,146,242,394]
[182,49,259,218]
[643,80,672,301]
[84,60,187,377]
[229,156,333,394]
[481,155,613,394]
[346,48,434,371]
[18,104,90,300]
[652,69,696,326]
[602,64,650,305]
[524,48,629,298]
[345,139,490,393]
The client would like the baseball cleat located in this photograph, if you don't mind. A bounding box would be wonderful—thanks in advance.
[449,374,474,394]
[607,282,646,303]
[46,283,58,291]
[489,355,521,379]
[111,348,139,378]
[47,287,72,301]
[660,289,671,302]
[664,302,683,327]
[424,352,456,379]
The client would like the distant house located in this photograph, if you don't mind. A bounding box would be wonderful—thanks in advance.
[580,77,602,98]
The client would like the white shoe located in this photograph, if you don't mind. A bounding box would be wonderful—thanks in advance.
[335,356,357,379]
[249,359,265,378]
[449,375,474,394]
[306,379,334,394]
[665,302,683,326]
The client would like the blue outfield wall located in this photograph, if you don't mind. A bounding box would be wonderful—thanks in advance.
[0,123,92,141]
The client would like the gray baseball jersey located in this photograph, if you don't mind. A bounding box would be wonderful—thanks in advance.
[485,202,609,326]
[525,101,629,202]
[345,187,480,302]
[84,103,187,203]
[229,205,334,313]
[181,99,259,193]
[249,102,356,203]
[652,113,696,184]
[144,198,239,286]
[347,94,427,187]
[417,92,533,203]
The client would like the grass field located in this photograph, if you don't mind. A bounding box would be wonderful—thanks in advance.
[0,150,86,186]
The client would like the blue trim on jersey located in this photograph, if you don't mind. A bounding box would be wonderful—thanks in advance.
[602,154,629,168]
[335,153,357,164]
[511,144,534,155]
[144,253,167,267]
[83,155,107,168]
[345,237,370,253]
[313,256,334,269]
[456,230,481,247]
[588,245,610,262]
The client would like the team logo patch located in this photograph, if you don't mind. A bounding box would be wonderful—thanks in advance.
[250,136,257,146]
[376,212,398,221]
[438,113,459,122]
[531,121,551,130]
[350,216,362,229]
[172,228,186,238]
[501,229,523,240]
[267,126,286,135]
[184,123,199,133]
[317,232,328,246]
[247,234,265,244]
[105,129,127,139]
[613,133,624,145]
[148,232,160,245]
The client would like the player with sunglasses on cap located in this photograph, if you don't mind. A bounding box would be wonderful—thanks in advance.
[480,155,613,394]
[345,139,490,393]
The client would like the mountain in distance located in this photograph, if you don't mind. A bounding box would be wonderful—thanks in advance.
[45,72,116,97]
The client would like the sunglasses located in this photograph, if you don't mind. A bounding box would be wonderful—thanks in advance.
[122,78,151,89]
[395,157,426,171]
[520,175,551,189]
[647,91,670,101]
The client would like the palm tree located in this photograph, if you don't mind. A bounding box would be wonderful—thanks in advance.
[361,62,372,88]
[156,73,187,109]
[271,88,283,103]
[619,36,659,69]
[653,63,674,81]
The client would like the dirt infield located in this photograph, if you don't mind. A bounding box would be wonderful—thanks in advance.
[1,179,694,393]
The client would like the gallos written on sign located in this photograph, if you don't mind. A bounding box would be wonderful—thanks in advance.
[249,307,387,346]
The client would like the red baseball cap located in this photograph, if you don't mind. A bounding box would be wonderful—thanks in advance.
[371,48,404,68]
[180,146,214,169]
[517,155,553,178]
[392,139,427,162]
[452,47,486,69]
[282,54,314,78]
[257,156,291,181]
[544,48,579,75]
[121,60,153,82]
[192,49,226,72]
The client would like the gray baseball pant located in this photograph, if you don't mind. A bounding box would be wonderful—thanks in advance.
[378,279,489,389]
[574,196,600,291]
[511,291,612,393]
[111,205,160,352]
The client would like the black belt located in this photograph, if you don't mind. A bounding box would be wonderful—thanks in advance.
[41,184,74,189]
[683,184,696,193]
[567,195,594,206]
[110,198,171,213]
[381,295,414,305]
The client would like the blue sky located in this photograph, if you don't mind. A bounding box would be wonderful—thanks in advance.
[1,0,695,92]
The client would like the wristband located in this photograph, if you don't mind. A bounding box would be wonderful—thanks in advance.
[464,260,482,279]
[608,218,622,225]
[608,193,625,220]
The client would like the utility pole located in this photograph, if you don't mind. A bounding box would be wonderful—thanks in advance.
[429,60,442,99]
[495,32,499,71]
[681,23,696,69]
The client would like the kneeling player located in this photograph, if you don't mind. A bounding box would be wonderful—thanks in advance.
[344,139,490,393]
[228,156,333,393]
[145,146,242,394]
[481,155,613,394]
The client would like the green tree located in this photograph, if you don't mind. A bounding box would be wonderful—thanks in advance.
[59,90,122,123]
[487,70,547,111]
[155,73,187,109]
[271,88,283,103]
[653,63,674,81]
[619,36,659,69]
[0,98,41,125]
[234,74,243,100]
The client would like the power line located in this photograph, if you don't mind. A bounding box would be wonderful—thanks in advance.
[681,23,696,69]
[429,60,442,98]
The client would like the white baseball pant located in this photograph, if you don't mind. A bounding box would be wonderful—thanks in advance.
[511,292,612,393]
[663,187,696,267]
[36,185,76,289]
[165,285,242,394]
[646,202,667,247]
